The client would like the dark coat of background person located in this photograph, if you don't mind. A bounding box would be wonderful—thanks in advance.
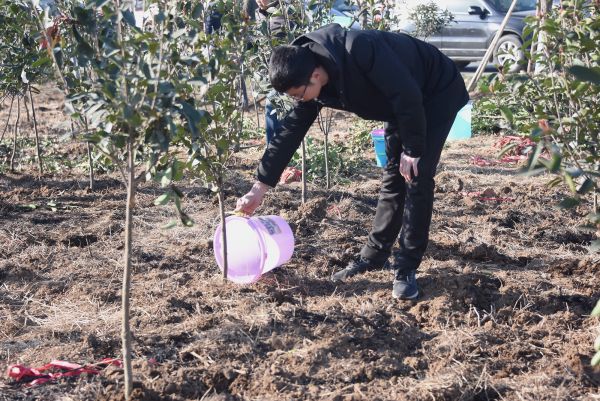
[204,0,259,34]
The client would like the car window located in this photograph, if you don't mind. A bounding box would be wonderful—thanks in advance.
[444,0,489,14]
[486,0,537,12]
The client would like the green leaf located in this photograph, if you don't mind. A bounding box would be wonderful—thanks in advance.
[121,9,137,28]
[162,220,178,229]
[191,3,203,19]
[577,178,594,195]
[179,101,207,138]
[564,172,577,193]
[566,167,584,178]
[569,65,600,85]
[540,152,561,173]
[161,167,172,187]
[174,195,182,212]
[188,77,207,86]
[573,81,589,97]
[154,192,171,206]
[546,176,563,188]
[31,56,51,68]
[93,0,112,7]
[527,142,545,172]
[172,29,187,39]
[588,213,600,224]
[76,43,95,61]
[589,240,600,254]
[179,211,194,227]
[499,106,514,127]
[172,185,184,198]
[593,351,600,367]
[592,299,600,317]
[101,82,117,100]
[498,142,517,158]
[171,160,185,181]
[558,197,580,209]
[113,134,127,149]
[148,41,159,54]
[158,81,175,94]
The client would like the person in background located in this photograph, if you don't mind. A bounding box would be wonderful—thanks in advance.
[204,0,258,34]
[204,4,223,34]
[255,0,307,144]
[235,23,469,300]
[204,0,258,109]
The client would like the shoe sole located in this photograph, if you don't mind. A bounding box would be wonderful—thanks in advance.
[392,290,419,300]
[331,267,374,283]
[330,272,352,283]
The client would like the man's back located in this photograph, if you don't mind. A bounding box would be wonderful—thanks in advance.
[291,24,468,126]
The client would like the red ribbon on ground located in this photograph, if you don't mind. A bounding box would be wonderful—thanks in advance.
[470,155,526,167]
[7,358,122,387]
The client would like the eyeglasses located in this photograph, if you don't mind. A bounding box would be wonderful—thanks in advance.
[287,84,308,102]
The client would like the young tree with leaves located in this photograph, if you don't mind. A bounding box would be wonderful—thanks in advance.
[0,0,53,175]
[29,0,249,397]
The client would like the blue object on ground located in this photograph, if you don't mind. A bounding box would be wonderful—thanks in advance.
[448,102,472,141]
[371,129,387,167]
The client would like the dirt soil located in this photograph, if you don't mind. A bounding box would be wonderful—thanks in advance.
[1,85,599,401]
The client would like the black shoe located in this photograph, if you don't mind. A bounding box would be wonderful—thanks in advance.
[331,257,378,283]
[392,269,419,300]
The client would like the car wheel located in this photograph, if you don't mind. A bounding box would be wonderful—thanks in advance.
[493,34,524,72]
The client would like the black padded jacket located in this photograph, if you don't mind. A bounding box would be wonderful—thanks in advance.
[257,23,469,187]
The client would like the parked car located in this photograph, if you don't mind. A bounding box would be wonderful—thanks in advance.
[329,0,362,30]
[394,0,558,71]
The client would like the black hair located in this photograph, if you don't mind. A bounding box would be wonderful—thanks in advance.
[269,45,317,92]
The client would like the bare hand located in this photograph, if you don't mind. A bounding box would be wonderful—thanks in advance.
[235,181,271,215]
[399,153,420,182]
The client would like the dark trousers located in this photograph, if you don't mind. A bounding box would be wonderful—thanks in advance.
[265,90,280,144]
[360,112,457,272]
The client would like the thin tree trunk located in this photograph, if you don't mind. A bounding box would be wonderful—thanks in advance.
[87,142,95,191]
[10,97,21,172]
[235,83,245,153]
[318,111,330,190]
[71,120,76,139]
[317,109,334,189]
[301,139,307,204]
[23,91,31,126]
[533,0,551,75]
[239,71,249,111]
[122,139,136,400]
[83,115,95,190]
[0,95,15,143]
[359,0,369,29]
[29,85,43,176]
[217,184,229,280]
[113,2,134,398]
[324,132,330,190]
[527,0,542,74]
[250,81,261,129]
